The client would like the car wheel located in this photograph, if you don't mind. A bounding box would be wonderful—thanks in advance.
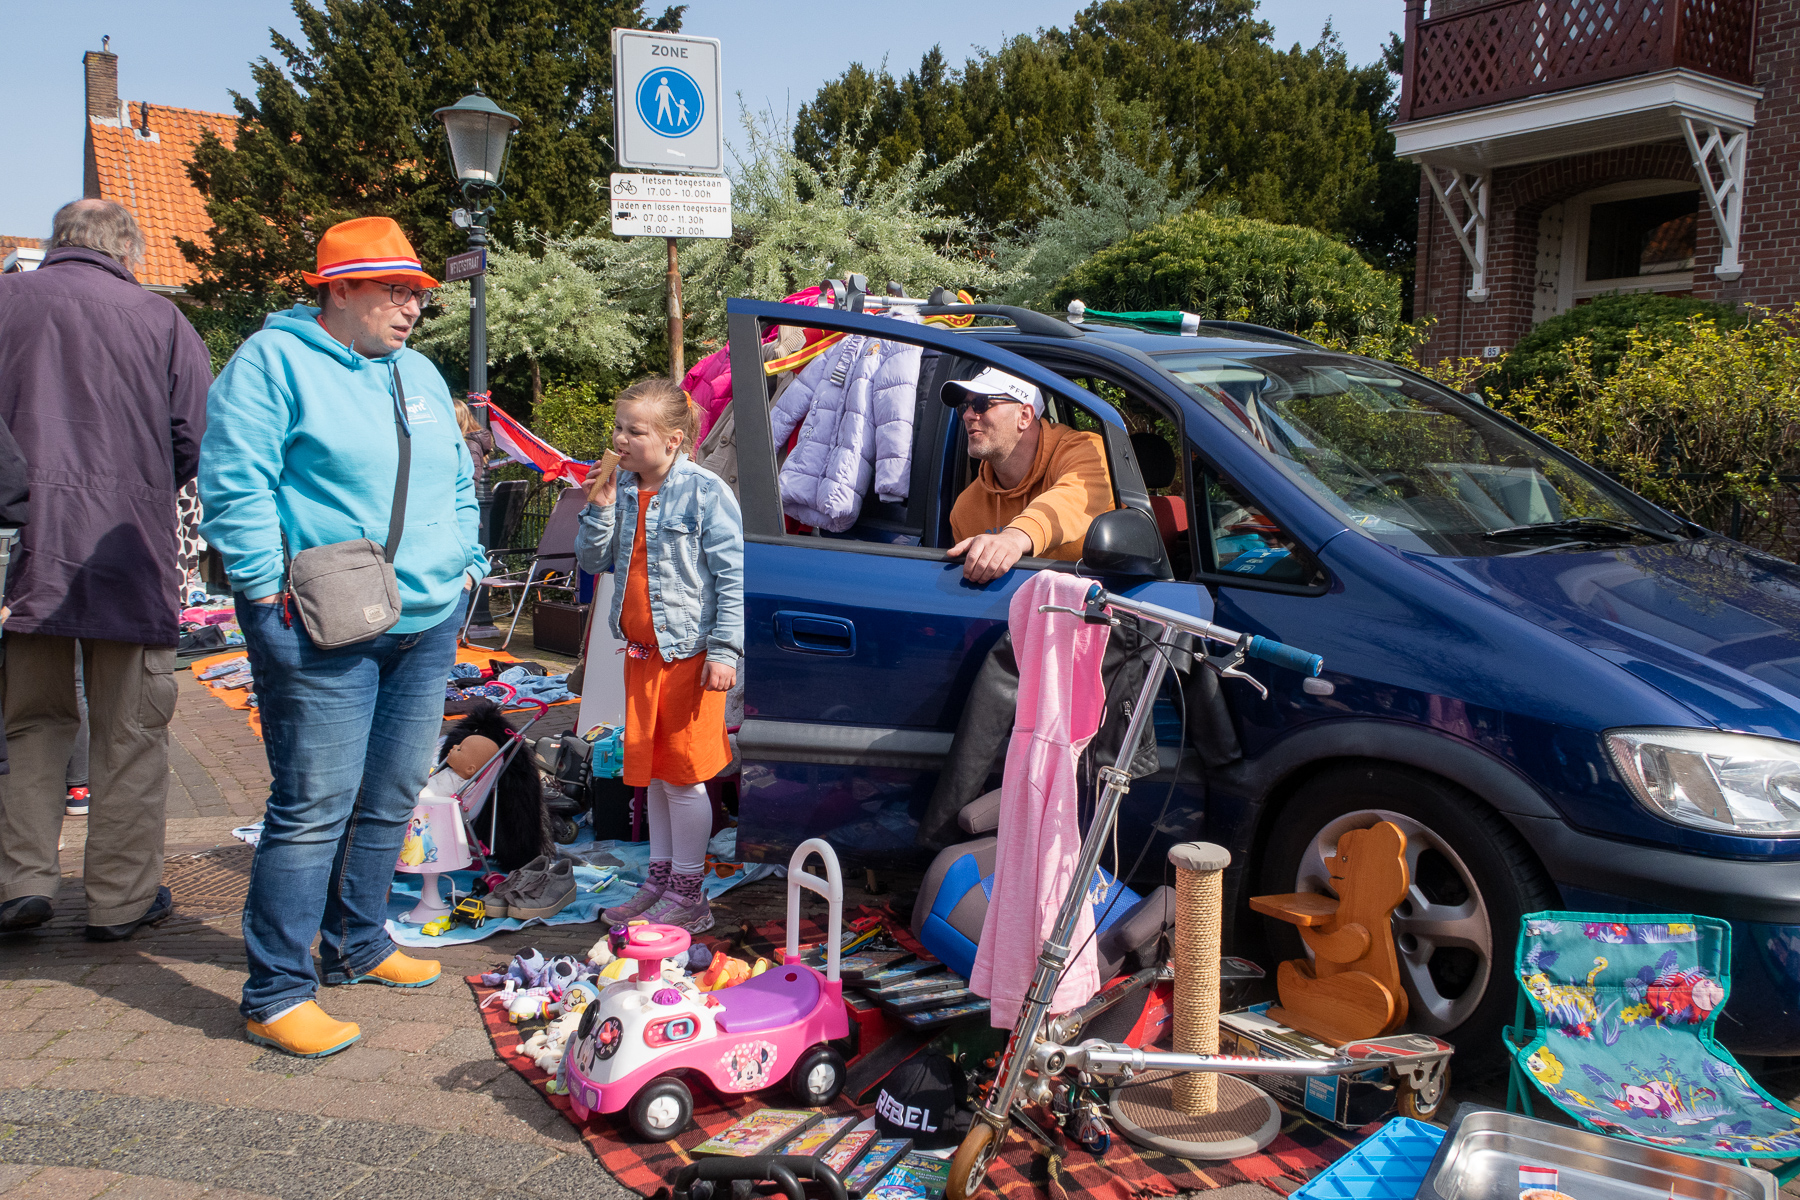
[628,1075,693,1141]
[1257,763,1556,1073]
[789,1044,847,1106]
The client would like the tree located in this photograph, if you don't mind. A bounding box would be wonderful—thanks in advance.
[1052,207,1402,341]
[997,113,1215,308]
[572,106,1015,361]
[793,0,1414,287]
[414,233,639,404]
[179,0,683,304]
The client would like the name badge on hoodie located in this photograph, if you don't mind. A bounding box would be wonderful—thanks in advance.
[405,394,437,425]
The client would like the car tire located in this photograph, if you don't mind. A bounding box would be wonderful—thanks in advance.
[628,1075,693,1141]
[789,1044,847,1107]
[1256,763,1557,1075]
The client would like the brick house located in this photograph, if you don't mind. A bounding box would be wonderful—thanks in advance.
[75,45,234,294]
[1392,0,1785,363]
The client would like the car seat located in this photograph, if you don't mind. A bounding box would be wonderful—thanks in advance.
[913,789,1176,981]
[1130,432,1188,565]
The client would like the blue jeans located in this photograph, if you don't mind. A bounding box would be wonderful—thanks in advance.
[236,593,464,1022]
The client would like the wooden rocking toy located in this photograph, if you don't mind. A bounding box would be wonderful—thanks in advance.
[1249,820,1410,1046]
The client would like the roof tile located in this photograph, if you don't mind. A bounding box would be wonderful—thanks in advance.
[89,102,235,290]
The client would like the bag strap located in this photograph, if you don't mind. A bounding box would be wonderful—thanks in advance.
[385,362,412,563]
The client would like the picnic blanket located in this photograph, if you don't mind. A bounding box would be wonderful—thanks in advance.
[189,645,577,739]
[471,909,1368,1200]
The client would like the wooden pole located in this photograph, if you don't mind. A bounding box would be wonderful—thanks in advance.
[666,236,684,380]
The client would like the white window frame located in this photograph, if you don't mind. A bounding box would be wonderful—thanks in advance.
[1555,179,1701,313]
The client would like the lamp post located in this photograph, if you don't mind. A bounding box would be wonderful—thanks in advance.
[433,90,521,413]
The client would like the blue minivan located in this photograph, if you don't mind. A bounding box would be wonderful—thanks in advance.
[718,296,1800,1059]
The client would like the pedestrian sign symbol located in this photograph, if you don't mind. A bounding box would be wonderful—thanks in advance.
[637,67,703,139]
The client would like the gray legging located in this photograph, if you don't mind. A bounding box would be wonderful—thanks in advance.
[67,644,88,789]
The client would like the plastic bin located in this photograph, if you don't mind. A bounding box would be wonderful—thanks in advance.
[1290,1116,1447,1200]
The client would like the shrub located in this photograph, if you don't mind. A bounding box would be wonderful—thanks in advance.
[1505,308,1800,555]
[1499,292,1741,388]
[1050,208,1403,343]
[531,377,615,464]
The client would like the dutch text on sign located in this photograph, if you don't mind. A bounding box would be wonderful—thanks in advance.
[609,173,733,240]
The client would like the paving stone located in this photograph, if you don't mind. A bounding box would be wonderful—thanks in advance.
[0,1063,61,1090]
[520,1151,636,1200]
[309,1050,400,1083]
[70,1096,223,1135]
[363,1025,450,1055]
[35,1062,132,1094]
[192,1188,282,1200]
[93,1172,209,1200]
[272,1119,437,1169]
[250,1078,350,1116]
[212,1154,366,1200]
[194,1111,329,1155]
[0,1088,106,1125]
[1,1165,124,1200]
[102,1139,252,1186]
[425,1134,554,1185]
[0,1034,62,1059]
[399,1057,506,1093]
[336,1169,476,1200]
[0,1122,132,1169]
[49,1032,142,1061]
[245,1053,318,1077]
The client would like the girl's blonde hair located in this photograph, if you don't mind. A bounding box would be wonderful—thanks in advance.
[454,398,480,435]
[615,376,700,451]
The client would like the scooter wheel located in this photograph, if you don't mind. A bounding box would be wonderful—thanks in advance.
[551,815,580,844]
[789,1044,847,1106]
[628,1075,693,1141]
[1397,1070,1449,1121]
[947,1120,1002,1200]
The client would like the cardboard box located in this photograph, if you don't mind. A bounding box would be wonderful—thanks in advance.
[1218,1004,1397,1128]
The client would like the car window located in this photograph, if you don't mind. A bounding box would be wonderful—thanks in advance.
[1155,350,1676,558]
[1195,459,1325,587]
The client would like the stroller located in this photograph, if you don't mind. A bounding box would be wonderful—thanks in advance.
[442,683,552,877]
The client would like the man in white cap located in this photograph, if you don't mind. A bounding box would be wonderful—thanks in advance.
[943,368,1114,583]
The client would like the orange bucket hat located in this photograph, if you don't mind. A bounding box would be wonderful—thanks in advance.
[302,216,440,288]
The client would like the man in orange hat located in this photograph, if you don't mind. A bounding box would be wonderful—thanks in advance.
[201,216,489,1058]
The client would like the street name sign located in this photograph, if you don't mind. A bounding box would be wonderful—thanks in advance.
[610,173,732,239]
[444,249,486,282]
[611,29,724,174]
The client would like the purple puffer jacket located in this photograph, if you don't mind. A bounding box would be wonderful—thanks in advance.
[768,332,922,532]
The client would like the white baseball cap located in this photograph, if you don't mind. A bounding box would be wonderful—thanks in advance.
[942,367,1043,417]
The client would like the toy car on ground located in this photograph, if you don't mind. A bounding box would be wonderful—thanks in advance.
[561,839,851,1141]
[453,895,487,929]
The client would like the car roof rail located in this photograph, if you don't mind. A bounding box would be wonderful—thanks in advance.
[919,287,1083,340]
[1192,320,1321,348]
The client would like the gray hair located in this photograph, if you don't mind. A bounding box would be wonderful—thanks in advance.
[50,199,146,272]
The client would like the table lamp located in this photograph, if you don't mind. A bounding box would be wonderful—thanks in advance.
[394,796,472,922]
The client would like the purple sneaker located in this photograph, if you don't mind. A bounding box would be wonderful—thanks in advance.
[601,882,667,925]
[640,889,714,935]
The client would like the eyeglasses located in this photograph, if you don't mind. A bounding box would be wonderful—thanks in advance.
[361,281,437,308]
[956,395,1027,415]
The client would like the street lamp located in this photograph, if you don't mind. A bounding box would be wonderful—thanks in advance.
[433,90,521,407]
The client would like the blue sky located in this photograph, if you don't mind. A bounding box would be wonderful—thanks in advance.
[0,1,1398,238]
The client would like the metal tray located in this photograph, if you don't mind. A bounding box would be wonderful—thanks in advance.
[1418,1105,1776,1200]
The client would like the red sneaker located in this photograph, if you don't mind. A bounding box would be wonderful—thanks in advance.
[65,787,89,817]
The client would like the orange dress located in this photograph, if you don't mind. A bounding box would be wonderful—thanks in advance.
[620,489,730,787]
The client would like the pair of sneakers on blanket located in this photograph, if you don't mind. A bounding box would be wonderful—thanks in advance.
[602,860,713,934]
[487,855,576,920]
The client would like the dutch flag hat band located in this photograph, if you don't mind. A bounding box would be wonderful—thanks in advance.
[301,216,440,289]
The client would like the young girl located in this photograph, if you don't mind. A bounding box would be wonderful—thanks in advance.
[576,377,744,934]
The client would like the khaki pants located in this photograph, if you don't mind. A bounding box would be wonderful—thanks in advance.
[0,634,176,924]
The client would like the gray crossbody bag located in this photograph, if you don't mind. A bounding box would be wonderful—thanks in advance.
[280,363,411,648]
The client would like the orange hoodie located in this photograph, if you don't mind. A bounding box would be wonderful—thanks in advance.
[950,422,1114,561]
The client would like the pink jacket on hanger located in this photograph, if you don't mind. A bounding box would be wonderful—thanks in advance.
[970,570,1112,1026]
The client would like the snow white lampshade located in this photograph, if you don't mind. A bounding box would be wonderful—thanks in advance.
[395,797,472,922]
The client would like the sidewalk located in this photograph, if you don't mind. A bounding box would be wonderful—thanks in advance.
[0,669,630,1200]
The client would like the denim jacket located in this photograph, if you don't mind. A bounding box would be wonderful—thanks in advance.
[575,455,744,667]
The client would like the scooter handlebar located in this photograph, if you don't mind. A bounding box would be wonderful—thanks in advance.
[1246,635,1324,677]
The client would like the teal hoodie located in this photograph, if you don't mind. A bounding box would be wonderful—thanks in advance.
[199,305,487,634]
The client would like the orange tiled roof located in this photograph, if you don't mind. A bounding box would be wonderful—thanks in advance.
[0,236,41,251]
[89,101,235,290]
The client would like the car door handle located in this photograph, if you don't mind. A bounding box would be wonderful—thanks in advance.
[774,611,856,656]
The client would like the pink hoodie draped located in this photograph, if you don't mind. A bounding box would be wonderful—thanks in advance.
[970,571,1112,1027]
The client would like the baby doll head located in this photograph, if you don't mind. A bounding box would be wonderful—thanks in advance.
[612,376,700,478]
[445,733,500,779]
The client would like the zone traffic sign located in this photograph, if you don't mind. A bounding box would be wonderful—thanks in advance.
[611,29,724,175]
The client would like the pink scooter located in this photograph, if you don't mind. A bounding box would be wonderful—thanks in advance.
[562,839,851,1141]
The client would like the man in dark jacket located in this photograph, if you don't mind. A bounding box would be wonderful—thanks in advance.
[0,199,210,939]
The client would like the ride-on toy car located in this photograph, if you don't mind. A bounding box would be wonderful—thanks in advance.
[562,839,852,1141]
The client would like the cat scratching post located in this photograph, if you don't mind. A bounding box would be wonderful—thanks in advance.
[1110,842,1280,1159]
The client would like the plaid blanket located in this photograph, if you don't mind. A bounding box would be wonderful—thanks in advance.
[470,911,1369,1200]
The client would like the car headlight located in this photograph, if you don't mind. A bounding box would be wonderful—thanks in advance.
[1606,728,1800,836]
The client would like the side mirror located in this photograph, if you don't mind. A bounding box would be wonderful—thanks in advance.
[1081,508,1172,580]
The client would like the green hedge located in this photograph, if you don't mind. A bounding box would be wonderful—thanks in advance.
[1500,292,1741,388]
[1049,209,1402,342]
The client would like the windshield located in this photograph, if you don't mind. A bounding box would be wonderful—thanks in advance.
[1156,350,1677,557]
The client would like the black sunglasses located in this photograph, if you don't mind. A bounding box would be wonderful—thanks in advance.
[955,395,1027,415]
